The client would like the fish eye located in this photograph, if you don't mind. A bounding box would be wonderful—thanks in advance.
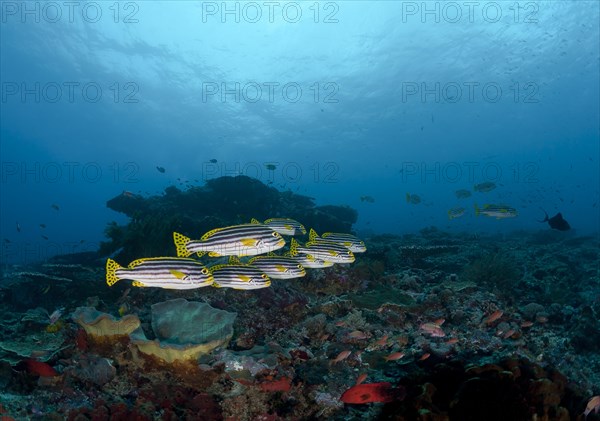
[297,264,302,269]
[271,231,279,237]
[201,268,209,275]
[261,274,268,279]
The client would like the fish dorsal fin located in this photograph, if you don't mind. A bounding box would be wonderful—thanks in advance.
[250,218,261,224]
[169,269,188,280]
[208,264,225,273]
[229,255,242,265]
[128,258,148,268]
[309,228,319,241]
[201,227,224,240]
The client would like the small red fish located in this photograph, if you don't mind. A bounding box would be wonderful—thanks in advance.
[23,359,58,377]
[420,322,445,337]
[445,338,459,345]
[375,335,389,346]
[483,310,503,325]
[347,330,368,340]
[585,396,600,417]
[340,382,405,404]
[503,329,516,339]
[521,321,534,328]
[384,352,405,362]
[355,373,368,385]
[330,350,351,365]
[419,353,431,361]
[433,318,445,326]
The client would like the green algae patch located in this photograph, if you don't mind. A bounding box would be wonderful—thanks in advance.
[348,285,416,310]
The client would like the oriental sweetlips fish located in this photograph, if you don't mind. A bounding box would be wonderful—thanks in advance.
[447,207,465,220]
[105,257,214,289]
[473,181,497,192]
[289,252,335,268]
[474,204,518,219]
[309,229,367,253]
[173,221,286,257]
[208,264,271,290]
[290,238,355,264]
[246,254,306,279]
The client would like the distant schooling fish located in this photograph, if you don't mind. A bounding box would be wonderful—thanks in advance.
[406,193,421,204]
[474,181,496,192]
[156,166,166,173]
[455,189,472,199]
[475,204,518,219]
[447,207,466,220]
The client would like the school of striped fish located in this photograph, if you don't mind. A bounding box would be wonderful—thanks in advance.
[105,217,366,291]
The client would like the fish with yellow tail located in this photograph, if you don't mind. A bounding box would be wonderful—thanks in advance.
[173,221,285,258]
[209,263,271,290]
[290,237,355,264]
[247,253,306,279]
[309,228,366,253]
[474,204,517,219]
[105,257,213,289]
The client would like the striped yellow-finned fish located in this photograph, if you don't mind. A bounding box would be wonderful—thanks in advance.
[173,222,286,258]
[209,264,271,290]
[447,207,466,220]
[247,253,306,279]
[105,257,213,289]
[474,204,517,219]
[290,238,355,264]
[289,252,334,269]
[260,217,307,236]
[309,228,367,253]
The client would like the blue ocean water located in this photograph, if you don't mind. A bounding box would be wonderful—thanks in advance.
[1,1,599,265]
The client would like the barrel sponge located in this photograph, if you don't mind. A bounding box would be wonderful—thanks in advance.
[130,298,236,363]
[71,307,141,337]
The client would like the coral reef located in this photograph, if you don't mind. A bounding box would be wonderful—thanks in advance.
[0,209,598,420]
[101,176,358,261]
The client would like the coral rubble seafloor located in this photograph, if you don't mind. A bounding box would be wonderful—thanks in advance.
[0,183,599,420]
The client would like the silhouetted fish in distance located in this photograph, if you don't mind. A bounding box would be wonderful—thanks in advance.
[539,209,571,231]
